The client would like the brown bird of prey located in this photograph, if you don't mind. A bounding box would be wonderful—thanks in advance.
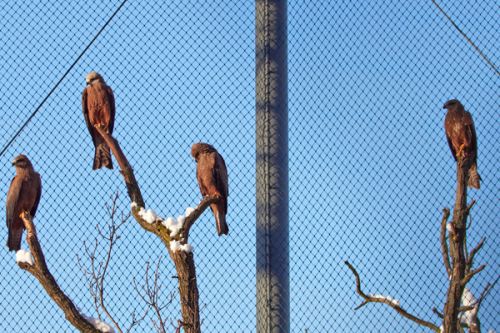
[191,143,229,236]
[443,99,481,189]
[82,71,115,170]
[6,155,42,251]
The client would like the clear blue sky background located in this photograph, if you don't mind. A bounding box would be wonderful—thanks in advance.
[0,1,498,332]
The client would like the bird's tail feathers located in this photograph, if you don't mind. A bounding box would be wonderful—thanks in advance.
[93,143,113,170]
[214,210,229,236]
[7,228,23,252]
[468,163,481,189]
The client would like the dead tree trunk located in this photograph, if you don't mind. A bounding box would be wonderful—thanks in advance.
[442,157,469,333]
[97,127,215,333]
[346,153,491,332]
[170,251,200,332]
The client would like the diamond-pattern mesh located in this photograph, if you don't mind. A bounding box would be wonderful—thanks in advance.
[1,1,254,332]
[289,1,498,332]
[0,1,498,332]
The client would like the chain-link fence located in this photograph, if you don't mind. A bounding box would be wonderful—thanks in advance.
[0,1,498,332]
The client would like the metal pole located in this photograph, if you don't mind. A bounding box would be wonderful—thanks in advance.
[255,0,289,332]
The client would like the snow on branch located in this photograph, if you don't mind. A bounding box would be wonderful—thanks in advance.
[15,248,34,265]
[344,260,440,332]
[17,212,106,333]
[100,129,222,333]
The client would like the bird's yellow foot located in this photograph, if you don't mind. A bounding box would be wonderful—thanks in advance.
[19,211,31,219]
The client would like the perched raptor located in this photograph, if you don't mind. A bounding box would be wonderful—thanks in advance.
[443,99,481,189]
[191,143,229,236]
[82,71,115,170]
[6,155,42,251]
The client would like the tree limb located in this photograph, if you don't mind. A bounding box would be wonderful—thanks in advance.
[442,157,470,333]
[462,265,486,287]
[344,260,440,332]
[95,126,144,207]
[18,212,105,333]
[96,128,221,333]
[440,208,452,277]
[133,257,175,333]
[466,238,485,272]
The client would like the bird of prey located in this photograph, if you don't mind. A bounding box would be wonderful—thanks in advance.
[82,71,115,170]
[6,155,42,251]
[443,99,481,189]
[191,143,229,236]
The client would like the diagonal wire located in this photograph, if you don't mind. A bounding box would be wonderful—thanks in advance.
[0,0,129,158]
[432,0,499,76]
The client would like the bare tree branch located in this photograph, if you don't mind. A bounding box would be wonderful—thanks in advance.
[133,257,176,333]
[440,208,452,277]
[79,194,143,333]
[462,265,486,286]
[95,126,144,207]
[96,128,222,333]
[96,195,128,333]
[344,260,441,332]
[125,309,148,333]
[442,157,470,333]
[466,238,485,272]
[18,212,104,332]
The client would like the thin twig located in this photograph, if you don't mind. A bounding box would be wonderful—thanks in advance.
[133,257,175,333]
[476,277,498,311]
[466,238,485,271]
[462,264,486,286]
[80,194,135,333]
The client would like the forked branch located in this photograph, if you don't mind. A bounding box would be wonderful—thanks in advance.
[96,128,221,333]
[344,260,440,332]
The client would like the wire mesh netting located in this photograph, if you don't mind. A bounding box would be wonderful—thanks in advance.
[0,1,498,332]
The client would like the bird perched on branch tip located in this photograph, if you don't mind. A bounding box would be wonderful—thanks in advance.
[6,154,42,251]
[443,99,481,189]
[82,71,115,170]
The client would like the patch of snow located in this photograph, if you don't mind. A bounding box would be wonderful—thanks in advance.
[162,216,183,237]
[16,249,34,265]
[185,207,195,217]
[459,287,477,325]
[83,314,115,333]
[170,240,193,253]
[137,207,159,224]
[369,294,400,307]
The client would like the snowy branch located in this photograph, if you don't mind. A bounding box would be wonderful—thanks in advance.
[17,212,107,333]
[96,129,222,333]
[344,260,440,332]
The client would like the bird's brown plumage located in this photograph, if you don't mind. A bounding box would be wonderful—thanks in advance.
[6,154,42,251]
[191,143,228,236]
[443,99,481,189]
[82,71,115,170]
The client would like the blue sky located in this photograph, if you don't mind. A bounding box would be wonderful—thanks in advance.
[0,1,498,332]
